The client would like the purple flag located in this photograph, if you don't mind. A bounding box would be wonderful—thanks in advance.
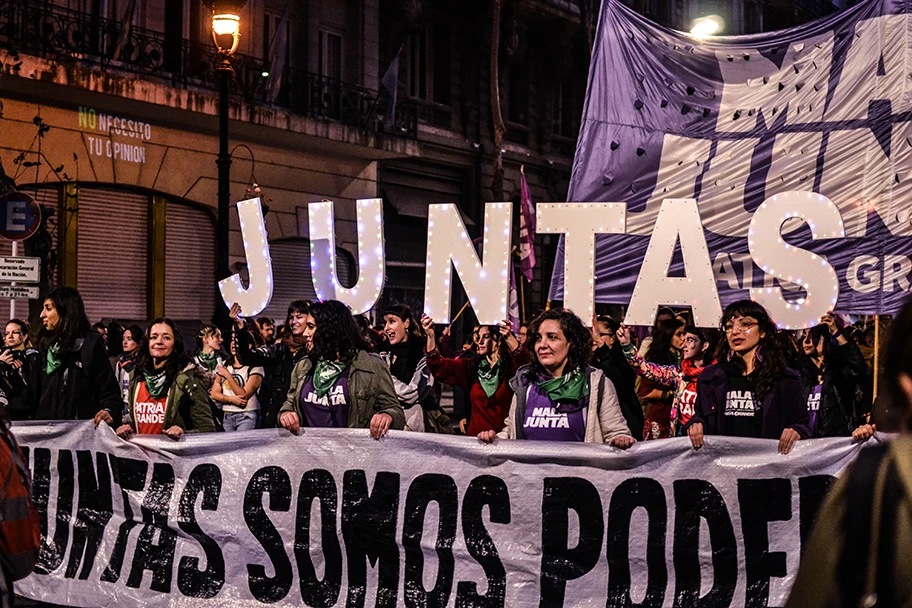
[519,168,536,282]
[549,0,912,315]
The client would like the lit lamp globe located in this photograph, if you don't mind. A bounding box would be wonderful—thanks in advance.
[690,15,724,39]
[208,0,247,56]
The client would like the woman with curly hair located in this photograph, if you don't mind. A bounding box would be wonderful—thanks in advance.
[685,300,810,454]
[279,300,404,438]
[478,308,635,447]
[421,315,530,435]
[116,318,216,440]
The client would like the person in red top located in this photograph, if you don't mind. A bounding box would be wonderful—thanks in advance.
[421,315,530,435]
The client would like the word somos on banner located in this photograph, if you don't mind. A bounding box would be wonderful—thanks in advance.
[12,422,866,607]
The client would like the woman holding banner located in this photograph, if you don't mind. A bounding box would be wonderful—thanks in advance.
[421,315,530,436]
[26,287,122,427]
[787,297,912,607]
[477,308,635,447]
[685,300,810,454]
[116,318,216,440]
[278,300,405,438]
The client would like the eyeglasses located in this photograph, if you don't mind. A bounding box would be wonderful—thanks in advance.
[723,320,759,334]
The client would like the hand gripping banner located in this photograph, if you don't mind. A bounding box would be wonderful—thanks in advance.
[550,0,912,316]
[11,421,868,607]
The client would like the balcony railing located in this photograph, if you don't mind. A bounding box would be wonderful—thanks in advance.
[0,0,417,138]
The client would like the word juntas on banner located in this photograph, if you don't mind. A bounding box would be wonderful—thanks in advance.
[12,421,866,608]
[549,0,912,323]
[222,190,853,330]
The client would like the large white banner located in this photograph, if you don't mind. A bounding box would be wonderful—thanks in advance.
[11,421,868,607]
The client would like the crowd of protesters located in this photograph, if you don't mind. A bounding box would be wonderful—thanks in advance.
[0,285,882,456]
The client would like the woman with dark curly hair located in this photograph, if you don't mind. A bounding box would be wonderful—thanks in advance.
[421,315,530,435]
[116,318,216,440]
[685,300,810,454]
[25,287,121,426]
[478,308,635,447]
[279,300,404,438]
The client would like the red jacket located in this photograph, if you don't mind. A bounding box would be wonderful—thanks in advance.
[425,347,531,435]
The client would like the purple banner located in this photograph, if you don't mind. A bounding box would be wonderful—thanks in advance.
[549,0,912,314]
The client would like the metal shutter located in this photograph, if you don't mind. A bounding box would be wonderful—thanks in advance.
[0,187,60,323]
[165,202,216,321]
[77,188,149,322]
[263,238,354,320]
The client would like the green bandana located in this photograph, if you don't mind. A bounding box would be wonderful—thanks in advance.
[537,367,589,402]
[196,351,220,372]
[143,369,169,399]
[45,345,62,376]
[476,358,501,398]
[312,359,349,398]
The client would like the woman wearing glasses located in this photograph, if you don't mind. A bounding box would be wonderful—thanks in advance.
[684,300,810,454]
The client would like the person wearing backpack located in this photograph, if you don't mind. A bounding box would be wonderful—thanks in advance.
[788,296,912,607]
[0,398,40,606]
[24,288,122,427]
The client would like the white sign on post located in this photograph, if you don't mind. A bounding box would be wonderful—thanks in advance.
[0,256,40,282]
[0,285,39,299]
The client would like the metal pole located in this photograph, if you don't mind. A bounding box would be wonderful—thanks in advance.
[215,57,232,327]
[9,240,16,321]
[873,314,880,401]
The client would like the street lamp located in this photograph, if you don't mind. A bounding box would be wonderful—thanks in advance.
[208,0,245,324]
[690,15,724,38]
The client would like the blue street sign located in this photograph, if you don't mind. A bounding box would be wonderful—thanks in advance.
[0,191,41,241]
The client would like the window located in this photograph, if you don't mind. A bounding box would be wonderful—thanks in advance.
[407,31,428,100]
[318,30,342,81]
[263,10,291,64]
[405,25,451,106]
[506,64,530,125]
[551,80,573,137]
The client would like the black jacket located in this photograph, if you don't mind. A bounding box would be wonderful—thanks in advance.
[799,335,869,437]
[26,332,122,423]
[234,326,306,428]
[0,348,41,421]
[592,344,644,438]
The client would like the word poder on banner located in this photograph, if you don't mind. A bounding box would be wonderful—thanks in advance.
[14,421,866,607]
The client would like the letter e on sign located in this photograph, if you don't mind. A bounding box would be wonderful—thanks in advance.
[0,192,41,241]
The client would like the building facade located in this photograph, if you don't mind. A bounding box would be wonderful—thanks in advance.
[0,0,840,332]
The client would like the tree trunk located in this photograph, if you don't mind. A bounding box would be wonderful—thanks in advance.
[490,0,506,202]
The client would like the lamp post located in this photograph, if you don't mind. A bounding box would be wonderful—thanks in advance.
[208,0,245,325]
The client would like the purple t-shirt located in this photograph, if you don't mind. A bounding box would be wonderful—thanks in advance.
[807,384,822,436]
[300,368,351,428]
[522,384,587,442]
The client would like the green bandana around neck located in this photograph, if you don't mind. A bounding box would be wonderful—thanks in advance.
[312,359,349,398]
[476,358,501,398]
[143,369,169,399]
[196,351,220,372]
[536,366,589,402]
[45,344,62,376]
